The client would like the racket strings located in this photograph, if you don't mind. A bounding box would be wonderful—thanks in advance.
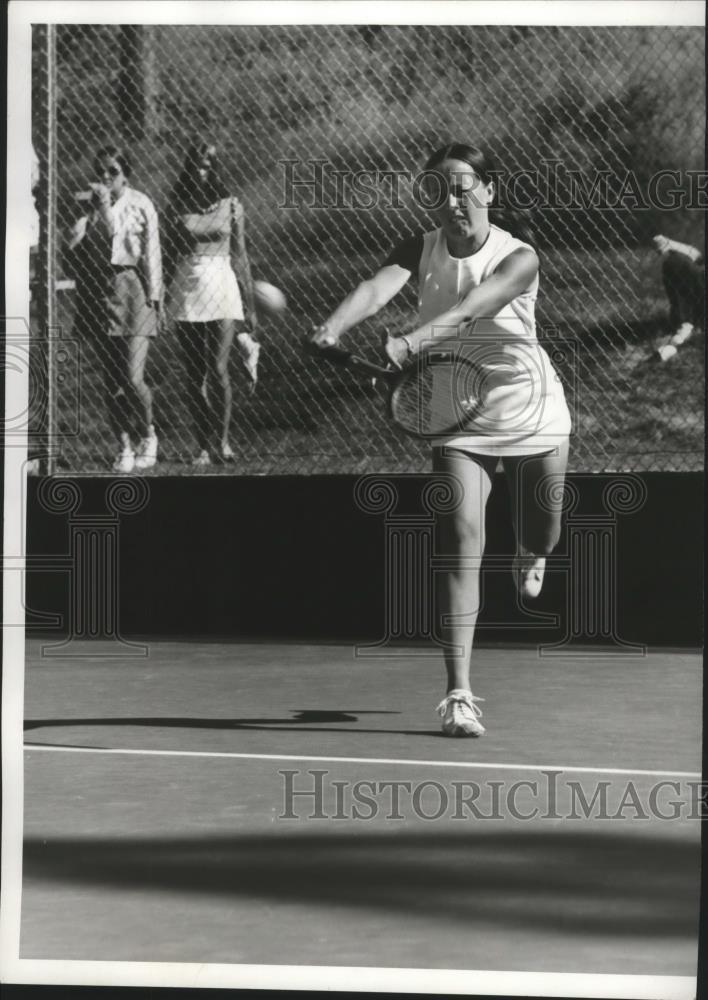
[392,362,481,436]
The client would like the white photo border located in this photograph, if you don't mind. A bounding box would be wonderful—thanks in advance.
[3,1,704,995]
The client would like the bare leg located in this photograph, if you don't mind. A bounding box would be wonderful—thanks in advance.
[432,447,497,693]
[177,322,210,450]
[125,335,154,438]
[102,338,129,446]
[207,319,235,451]
[503,441,569,596]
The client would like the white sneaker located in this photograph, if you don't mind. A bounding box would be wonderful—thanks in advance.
[112,447,135,474]
[192,449,211,467]
[512,546,546,599]
[437,689,485,738]
[657,344,678,362]
[670,323,694,346]
[134,426,158,470]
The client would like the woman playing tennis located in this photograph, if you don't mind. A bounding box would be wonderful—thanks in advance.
[166,141,260,465]
[311,143,571,738]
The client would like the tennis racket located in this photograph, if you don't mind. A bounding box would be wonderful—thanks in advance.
[304,338,483,438]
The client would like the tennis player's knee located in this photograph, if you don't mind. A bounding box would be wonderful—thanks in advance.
[444,512,485,556]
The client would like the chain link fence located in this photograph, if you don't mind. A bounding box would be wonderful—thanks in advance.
[31,23,704,475]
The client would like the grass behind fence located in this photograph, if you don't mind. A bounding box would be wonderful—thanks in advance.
[35,23,705,473]
[52,245,703,475]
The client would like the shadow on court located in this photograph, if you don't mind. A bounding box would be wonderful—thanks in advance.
[23,828,699,938]
[23,709,446,739]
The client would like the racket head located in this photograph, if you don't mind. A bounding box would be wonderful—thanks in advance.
[388,351,483,438]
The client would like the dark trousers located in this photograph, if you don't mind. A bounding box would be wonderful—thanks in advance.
[662,251,704,329]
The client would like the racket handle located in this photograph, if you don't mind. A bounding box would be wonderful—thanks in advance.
[302,335,392,379]
[301,334,340,357]
[346,354,391,378]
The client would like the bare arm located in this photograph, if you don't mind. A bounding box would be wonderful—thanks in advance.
[66,183,114,252]
[142,197,163,304]
[312,264,412,345]
[181,199,231,239]
[66,215,88,251]
[399,248,538,360]
[64,206,110,273]
[229,198,257,328]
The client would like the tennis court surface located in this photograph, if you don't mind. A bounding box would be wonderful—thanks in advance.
[22,640,701,975]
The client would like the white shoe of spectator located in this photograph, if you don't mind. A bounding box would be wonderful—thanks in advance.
[657,344,677,362]
[192,449,211,467]
[134,425,159,470]
[113,445,135,474]
[670,323,694,346]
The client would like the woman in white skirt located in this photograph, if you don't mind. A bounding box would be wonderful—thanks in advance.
[167,141,260,465]
[310,143,571,738]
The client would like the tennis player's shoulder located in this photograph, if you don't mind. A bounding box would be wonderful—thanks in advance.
[490,224,534,253]
[490,225,537,265]
[487,227,538,287]
[382,230,428,273]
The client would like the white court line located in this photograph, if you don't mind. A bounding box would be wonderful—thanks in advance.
[23,743,701,779]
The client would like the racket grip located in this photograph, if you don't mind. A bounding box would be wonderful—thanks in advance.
[302,336,350,363]
[301,334,337,356]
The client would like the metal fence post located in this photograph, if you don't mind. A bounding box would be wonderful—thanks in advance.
[34,24,58,476]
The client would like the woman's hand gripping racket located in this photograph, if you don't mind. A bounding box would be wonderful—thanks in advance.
[303,335,482,439]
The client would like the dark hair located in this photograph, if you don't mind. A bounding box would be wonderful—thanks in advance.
[423,142,535,247]
[425,143,493,182]
[94,146,132,178]
[171,140,228,213]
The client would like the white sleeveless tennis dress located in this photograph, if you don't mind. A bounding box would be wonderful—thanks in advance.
[410,225,571,456]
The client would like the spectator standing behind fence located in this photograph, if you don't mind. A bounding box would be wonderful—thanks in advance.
[66,146,163,473]
[652,234,704,361]
[165,141,260,466]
